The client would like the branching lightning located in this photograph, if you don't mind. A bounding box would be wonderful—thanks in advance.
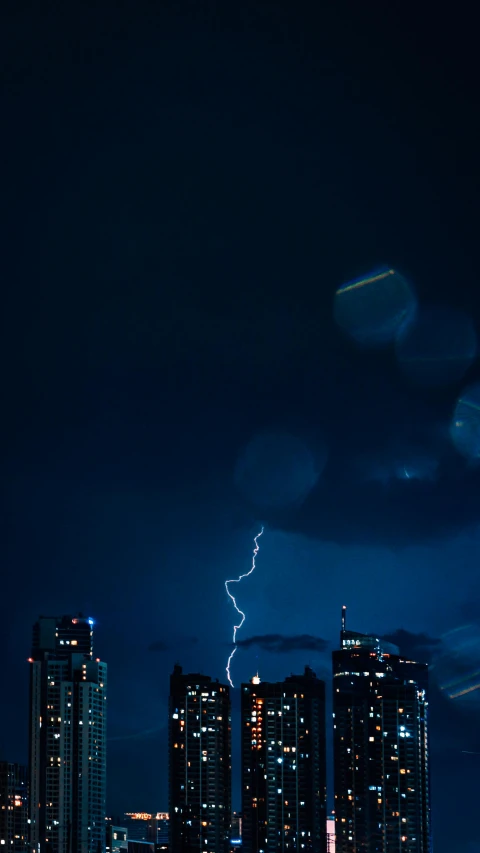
[225,526,264,688]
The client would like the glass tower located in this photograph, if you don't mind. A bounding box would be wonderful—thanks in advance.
[241,667,327,853]
[332,607,431,853]
[168,664,231,853]
[28,614,107,853]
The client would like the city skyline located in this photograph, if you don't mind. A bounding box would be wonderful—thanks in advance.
[3,3,480,851]
[1,606,434,831]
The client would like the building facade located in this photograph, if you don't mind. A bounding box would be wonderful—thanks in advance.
[29,614,107,853]
[230,811,242,846]
[106,825,128,853]
[241,667,327,853]
[123,814,150,841]
[332,607,431,853]
[147,812,169,847]
[326,817,335,853]
[0,761,28,851]
[169,665,231,853]
[121,812,169,846]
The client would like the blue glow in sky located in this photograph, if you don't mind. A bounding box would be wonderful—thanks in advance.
[2,4,480,851]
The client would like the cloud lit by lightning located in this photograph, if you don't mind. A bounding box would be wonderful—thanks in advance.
[225,526,264,688]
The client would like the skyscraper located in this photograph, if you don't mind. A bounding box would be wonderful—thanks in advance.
[168,665,231,853]
[0,761,28,851]
[332,607,431,853]
[241,668,327,853]
[28,614,107,853]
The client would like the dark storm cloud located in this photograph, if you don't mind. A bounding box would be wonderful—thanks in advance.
[357,442,440,485]
[237,633,328,653]
[148,637,198,652]
[382,629,442,662]
[273,463,480,549]
[266,391,480,549]
[148,641,168,652]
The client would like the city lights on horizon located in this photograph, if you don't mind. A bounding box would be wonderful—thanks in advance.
[2,608,434,852]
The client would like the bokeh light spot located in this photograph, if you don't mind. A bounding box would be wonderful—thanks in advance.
[396,306,477,388]
[450,382,480,460]
[334,266,416,348]
[234,430,326,511]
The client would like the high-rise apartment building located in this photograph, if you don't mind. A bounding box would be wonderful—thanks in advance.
[332,607,431,853]
[28,614,107,853]
[0,761,28,851]
[241,667,327,853]
[169,665,231,853]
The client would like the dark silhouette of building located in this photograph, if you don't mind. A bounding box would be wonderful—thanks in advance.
[126,842,154,853]
[147,812,169,847]
[333,607,431,853]
[169,665,231,853]
[230,811,242,848]
[123,814,150,842]
[28,614,107,853]
[241,668,327,853]
[120,813,169,846]
[0,761,28,851]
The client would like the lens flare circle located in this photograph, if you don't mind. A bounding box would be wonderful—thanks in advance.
[234,430,325,510]
[396,305,477,388]
[334,266,416,348]
[451,382,480,460]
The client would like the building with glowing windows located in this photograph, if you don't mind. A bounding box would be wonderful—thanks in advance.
[28,614,107,853]
[332,607,431,853]
[122,813,150,841]
[0,761,28,851]
[121,812,169,845]
[230,811,242,848]
[241,668,327,853]
[105,824,128,853]
[168,665,231,853]
[148,811,169,847]
[326,816,335,852]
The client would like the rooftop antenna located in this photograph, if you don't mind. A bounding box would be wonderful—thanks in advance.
[341,605,347,638]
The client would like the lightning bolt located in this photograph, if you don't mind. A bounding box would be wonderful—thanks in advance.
[225,526,264,688]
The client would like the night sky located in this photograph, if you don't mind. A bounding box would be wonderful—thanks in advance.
[2,3,480,851]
